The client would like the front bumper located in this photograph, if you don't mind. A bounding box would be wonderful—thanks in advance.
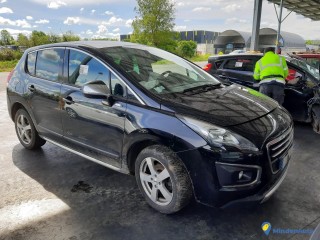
[221,161,290,208]
[176,134,292,208]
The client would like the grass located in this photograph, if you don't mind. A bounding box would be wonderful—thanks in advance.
[0,60,18,72]
[188,53,211,62]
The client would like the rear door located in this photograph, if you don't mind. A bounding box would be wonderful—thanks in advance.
[26,48,64,141]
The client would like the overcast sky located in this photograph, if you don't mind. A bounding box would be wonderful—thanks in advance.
[0,0,319,40]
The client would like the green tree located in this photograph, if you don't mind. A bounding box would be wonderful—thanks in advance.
[177,41,197,58]
[47,33,62,43]
[131,0,175,48]
[30,31,50,46]
[16,33,30,47]
[0,30,14,45]
[62,31,80,42]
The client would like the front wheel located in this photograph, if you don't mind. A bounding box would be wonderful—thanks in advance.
[14,109,46,149]
[135,145,193,214]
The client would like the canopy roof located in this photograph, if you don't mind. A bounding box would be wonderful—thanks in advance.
[267,0,320,21]
[259,28,305,47]
[214,30,251,46]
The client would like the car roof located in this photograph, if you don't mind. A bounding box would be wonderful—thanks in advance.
[208,53,263,61]
[26,40,143,52]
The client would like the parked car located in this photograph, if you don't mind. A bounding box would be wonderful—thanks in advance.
[229,50,246,54]
[203,54,320,133]
[7,41,293,214]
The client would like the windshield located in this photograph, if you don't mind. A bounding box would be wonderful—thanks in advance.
[102,46,221,96]
[288,57,319,81]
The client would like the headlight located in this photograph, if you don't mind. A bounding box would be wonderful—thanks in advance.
[178,116,259,152]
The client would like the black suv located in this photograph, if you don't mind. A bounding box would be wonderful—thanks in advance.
[7,42,293,213]
[203,54,320,133]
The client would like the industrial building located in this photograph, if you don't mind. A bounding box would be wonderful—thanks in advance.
[120,28,306,55]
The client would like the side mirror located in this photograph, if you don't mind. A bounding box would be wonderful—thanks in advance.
[82,80,110,98]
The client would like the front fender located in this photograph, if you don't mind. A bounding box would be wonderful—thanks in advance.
[122,103,207,172]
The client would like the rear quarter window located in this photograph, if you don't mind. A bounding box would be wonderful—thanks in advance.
[27,51,37,75]
[214,60,224,69]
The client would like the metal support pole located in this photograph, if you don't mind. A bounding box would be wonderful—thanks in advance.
[250,0,263,51]
[275,0,284,52]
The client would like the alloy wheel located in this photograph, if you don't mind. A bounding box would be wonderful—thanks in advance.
[16,114,32,145]
[139,157,173,206]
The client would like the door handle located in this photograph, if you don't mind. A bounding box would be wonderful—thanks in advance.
[63,97,74,105]
[28,85,35,92]
[218,75,227,79]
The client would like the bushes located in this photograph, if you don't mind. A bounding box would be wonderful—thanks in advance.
[0,60,18,72]
[0,49,23,61]
[176,40,197,58]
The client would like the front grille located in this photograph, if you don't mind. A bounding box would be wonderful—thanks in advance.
[266,126,294,174]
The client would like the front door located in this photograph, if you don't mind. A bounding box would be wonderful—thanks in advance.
[284,64,315,121]
[60,49,126,168]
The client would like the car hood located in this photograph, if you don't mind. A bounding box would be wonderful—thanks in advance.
[160,85,279,127]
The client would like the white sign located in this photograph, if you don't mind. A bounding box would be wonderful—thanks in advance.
[235,62,243,67]
[79,65,89,75]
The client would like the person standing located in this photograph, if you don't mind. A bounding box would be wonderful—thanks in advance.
[253,47,288,105]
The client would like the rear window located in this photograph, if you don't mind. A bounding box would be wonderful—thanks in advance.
[35,48,64,82]
[27,51,37,75]
[224,58,255,72]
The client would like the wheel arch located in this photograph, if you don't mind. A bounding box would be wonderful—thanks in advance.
[11,102,27,121]
[124,132,174,175]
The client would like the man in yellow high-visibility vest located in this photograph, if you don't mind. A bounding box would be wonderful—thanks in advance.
[253,47,288,105]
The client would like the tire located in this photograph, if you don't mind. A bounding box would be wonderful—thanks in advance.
[14,108,46,150]
[311,106,320,134]
[135,145,193,214]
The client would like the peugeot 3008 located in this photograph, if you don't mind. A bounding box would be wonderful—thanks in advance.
[7,41,293,214]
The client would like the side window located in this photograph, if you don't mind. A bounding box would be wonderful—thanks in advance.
[110,73,138,101]
[36,48,64,81]
[27,51,37,75]
[111,73,126,97]
[224,58,254,71]
[68,50,110,87]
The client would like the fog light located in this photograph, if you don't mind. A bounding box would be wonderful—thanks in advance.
[215,162,261,188]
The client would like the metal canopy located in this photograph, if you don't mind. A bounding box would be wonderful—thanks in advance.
[267,0,320,21]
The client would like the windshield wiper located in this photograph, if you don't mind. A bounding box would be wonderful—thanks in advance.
[182,83,221,94]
